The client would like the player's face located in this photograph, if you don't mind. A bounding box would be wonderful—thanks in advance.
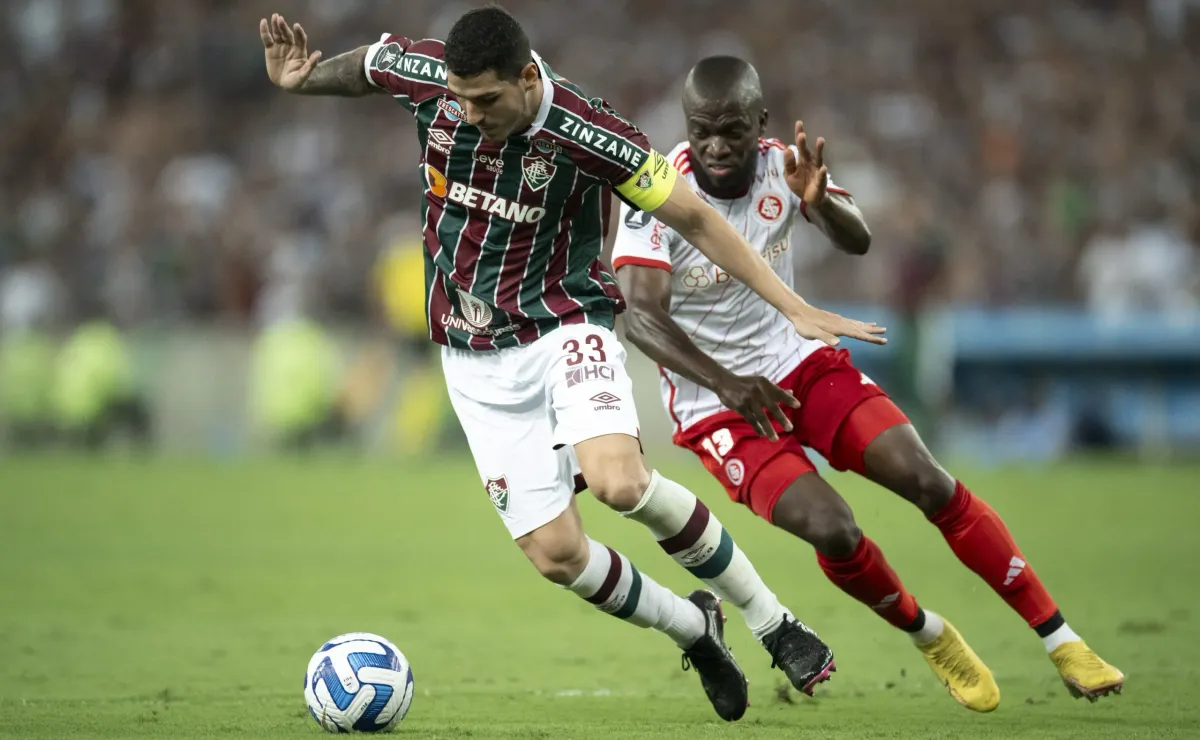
[685,102,766,196]
[447,64,539,141]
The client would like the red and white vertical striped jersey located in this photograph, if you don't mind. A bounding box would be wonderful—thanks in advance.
[610,138,855,434]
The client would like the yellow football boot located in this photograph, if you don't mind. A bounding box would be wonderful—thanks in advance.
[1050,641,1124,701]
[918,619,1000,712]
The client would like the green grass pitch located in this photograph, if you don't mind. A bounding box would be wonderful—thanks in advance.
[1,456,1197,738]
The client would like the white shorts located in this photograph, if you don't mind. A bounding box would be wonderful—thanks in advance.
[441,324,642,539]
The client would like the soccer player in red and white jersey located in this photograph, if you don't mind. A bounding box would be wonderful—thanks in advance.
[259,10,892,720]
[613,56,1124,711]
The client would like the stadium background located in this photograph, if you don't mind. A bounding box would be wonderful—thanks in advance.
[1,1,1198,738]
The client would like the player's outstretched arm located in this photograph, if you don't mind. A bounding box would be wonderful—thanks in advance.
[619,264,798,441]
[259,13,375,97]
[649,177,886,347]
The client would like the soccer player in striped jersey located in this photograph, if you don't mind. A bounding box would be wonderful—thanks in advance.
[259,9,886,720]
[613,56,1124,712]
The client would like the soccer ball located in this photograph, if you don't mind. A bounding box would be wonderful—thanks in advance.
[304,632,415,733]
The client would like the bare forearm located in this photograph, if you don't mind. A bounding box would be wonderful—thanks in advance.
[295,47,373,96]
[624,304,731,391]
[813,194,871,255]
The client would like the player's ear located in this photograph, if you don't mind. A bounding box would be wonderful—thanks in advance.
[758,109,769,137]
[520,61,539,90]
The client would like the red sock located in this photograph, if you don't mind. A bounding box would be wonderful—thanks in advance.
[817,536,920,630]
[930,481,1059,628]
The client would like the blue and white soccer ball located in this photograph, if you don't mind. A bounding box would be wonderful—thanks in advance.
[304,632,415,733]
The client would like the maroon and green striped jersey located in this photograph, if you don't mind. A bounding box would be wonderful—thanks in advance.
[363,34,678,351]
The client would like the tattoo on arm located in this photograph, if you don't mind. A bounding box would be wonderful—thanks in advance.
[297,47,374,97]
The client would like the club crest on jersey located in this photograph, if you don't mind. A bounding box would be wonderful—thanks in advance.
[457,289,493,329]
[521,155,556,192]
[437,97,463,122]
[484,476,510,513]
[755,193,785,223]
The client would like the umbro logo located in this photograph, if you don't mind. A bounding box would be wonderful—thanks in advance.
[428,128,454,155]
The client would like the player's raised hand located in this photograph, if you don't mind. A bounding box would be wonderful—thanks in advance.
[714,373,800,441]
[260,13,322,90]
[783,120,828,207]
[791,307,887,347]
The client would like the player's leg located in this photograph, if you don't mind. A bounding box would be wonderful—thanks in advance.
[547,325,824,697]
[442,342,746,722]
[844,416,1124,700]
[686,417,995,712]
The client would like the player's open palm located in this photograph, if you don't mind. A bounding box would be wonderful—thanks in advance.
[783,120,828,207]
[792,308,887,347]
[715,373,799,441]
[259,13,322,90]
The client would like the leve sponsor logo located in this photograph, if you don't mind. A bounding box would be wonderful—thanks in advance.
[474,152,504,174]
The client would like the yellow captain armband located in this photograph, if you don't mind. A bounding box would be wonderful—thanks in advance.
[615,149,677,213]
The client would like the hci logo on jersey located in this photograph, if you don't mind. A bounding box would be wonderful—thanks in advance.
[457,289,493,329]
[521,155,556,192]
[485,476,510,513]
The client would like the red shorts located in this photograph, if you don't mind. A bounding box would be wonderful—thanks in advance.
[675,347,909,522]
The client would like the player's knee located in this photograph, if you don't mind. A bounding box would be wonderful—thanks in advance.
[586,460,652,512]
[897,457,955,517]
[517,530,590,586]
[806,505,861,559]
[771,484,861,558]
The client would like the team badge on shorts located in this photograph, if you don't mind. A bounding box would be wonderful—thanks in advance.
[485,476,510,513]
[725,458,745,486]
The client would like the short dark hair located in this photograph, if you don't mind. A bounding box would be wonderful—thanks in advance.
[444,6,531,80]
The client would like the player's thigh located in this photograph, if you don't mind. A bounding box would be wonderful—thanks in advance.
[790,348,907,473]
[681,415,816,523]
[441,348,575,540]
[542,325,646,501]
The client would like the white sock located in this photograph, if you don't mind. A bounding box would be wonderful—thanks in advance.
[566,536,706,648]
[626,470,790,641]
[910,610,946,647]
[1042,623,1081,653]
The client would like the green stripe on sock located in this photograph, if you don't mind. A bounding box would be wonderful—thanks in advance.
[613,567,643,620]
[686,529,735,580]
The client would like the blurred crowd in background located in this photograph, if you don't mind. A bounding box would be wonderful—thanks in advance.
[2,0,1198,331]
[1,0,1199,455]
